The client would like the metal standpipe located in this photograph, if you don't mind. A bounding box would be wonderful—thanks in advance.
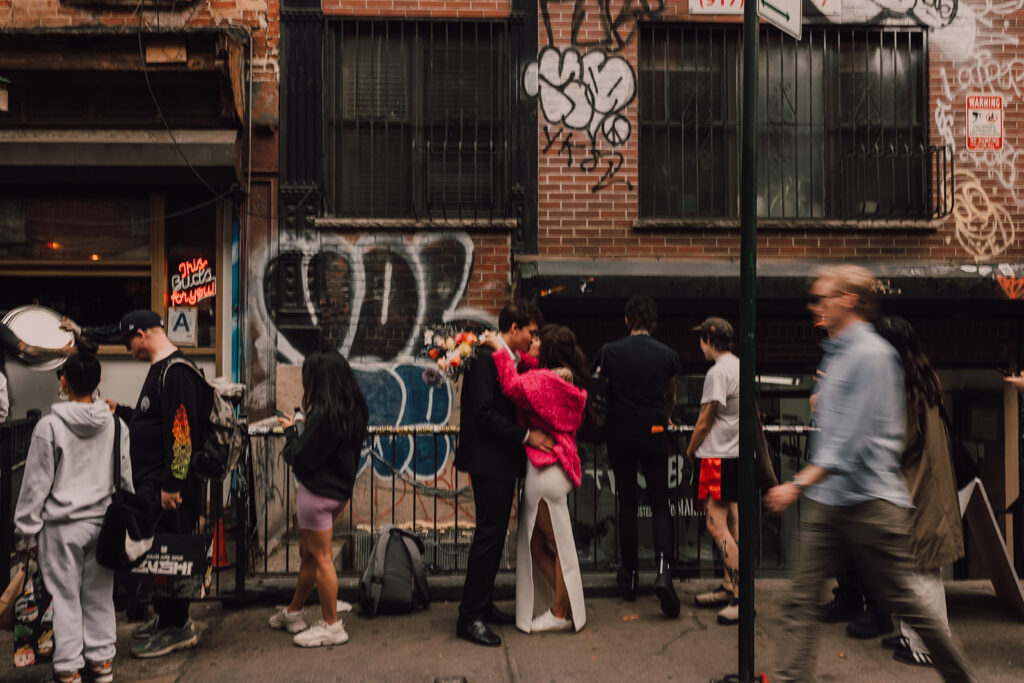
[736,0,761,681]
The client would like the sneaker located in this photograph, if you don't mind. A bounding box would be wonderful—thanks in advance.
[269,606,307,634]
[717,600,739,625]
[83,660,113,683]
[616,567,638,602]
[893,647,933,667]
[131,621,199,659]
[293,619,349,648]
[881,635,911,651]
[530,609,573,633]
[654,558,680,619]
[695,586,734,607]
[337,600,354,613]
[45,671,81,683]
[131,615,160,640]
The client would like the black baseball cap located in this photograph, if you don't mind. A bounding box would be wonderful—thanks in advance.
[692,316,734,341]
[119,310,164,340]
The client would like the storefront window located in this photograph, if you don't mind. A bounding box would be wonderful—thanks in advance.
[0,196,149,261]
[165,195,217,348]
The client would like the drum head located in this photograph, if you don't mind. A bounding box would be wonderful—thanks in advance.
[1,305,75,371]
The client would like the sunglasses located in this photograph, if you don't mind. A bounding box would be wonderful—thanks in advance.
[808,292,843,305]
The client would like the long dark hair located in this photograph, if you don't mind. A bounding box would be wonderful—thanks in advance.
[537,325,590,388]
[301,351,369,449]
[874,316,942,416]
[61,336,101,397]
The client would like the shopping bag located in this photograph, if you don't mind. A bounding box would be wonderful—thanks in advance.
[0,560,27,631]
[130,534,212,600]
[13,558,53,667]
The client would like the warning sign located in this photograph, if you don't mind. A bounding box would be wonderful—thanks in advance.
[967,94,1003,150]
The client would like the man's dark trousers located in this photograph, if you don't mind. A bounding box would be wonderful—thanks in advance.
[459,473,516,621]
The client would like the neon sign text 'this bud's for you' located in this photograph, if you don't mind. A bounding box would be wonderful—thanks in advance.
[171,257,216,305]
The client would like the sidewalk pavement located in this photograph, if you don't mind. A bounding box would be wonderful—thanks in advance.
[2,578,1022,682]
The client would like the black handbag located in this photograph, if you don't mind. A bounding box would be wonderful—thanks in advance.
[579,345,610,443]
[96,419,155,570]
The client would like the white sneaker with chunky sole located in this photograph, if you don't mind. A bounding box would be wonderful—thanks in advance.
[269,607,307,634]
[293,619,350,648]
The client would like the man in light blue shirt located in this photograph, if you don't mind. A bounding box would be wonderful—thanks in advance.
[765,265,976,682]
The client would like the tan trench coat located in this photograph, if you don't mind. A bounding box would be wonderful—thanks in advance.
[902,401,965,570]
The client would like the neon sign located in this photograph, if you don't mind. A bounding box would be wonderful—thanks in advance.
[170,257,216,306]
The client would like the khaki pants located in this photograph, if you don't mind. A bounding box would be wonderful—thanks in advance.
[775,499,976,682]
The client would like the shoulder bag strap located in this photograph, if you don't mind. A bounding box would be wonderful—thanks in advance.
[112,417,122,493]
[398,532,430,607]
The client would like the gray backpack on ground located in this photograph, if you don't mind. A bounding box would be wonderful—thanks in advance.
[357,524,430,616]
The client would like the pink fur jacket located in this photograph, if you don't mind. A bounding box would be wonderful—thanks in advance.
[492,350,587,488]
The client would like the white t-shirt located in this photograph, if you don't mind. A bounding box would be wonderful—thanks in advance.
[695,352,739,459]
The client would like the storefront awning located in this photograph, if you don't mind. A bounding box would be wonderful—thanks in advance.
[518,257,1024,304]
[0,129,240,185]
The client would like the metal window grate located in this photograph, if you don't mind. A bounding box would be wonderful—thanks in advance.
[326,20,512,220]
[639,25,950,220]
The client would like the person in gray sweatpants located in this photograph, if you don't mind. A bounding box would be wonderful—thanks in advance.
[15,341,132,683]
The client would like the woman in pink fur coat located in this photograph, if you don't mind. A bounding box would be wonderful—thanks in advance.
[482,325,589,633]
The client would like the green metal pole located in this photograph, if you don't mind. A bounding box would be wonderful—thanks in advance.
[738,0,759,680]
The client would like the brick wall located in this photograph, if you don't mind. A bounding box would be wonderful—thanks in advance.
[321,0,510,17]
[0,0,280,81]
[531,0,1024,263]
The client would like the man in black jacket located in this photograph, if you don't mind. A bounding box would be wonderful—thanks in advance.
[105,310,208,659]
[455,302,554,646]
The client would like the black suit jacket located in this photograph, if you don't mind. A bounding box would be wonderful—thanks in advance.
[454,346,528,481]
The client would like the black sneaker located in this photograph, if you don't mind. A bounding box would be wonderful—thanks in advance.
[881,635,910,651]
[846,610,894,639]
[893,647,933,667]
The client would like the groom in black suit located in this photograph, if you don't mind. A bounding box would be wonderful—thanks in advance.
[455,302,555,646]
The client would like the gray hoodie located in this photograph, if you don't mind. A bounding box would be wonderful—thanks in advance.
[14,401,133,542]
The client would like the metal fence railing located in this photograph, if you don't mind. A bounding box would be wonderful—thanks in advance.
[3,418,815,596]
[238,423,816,590]
[1,415,40,578]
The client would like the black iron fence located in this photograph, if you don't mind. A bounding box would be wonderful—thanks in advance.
[3,419,815,596]
[237,423,816,592]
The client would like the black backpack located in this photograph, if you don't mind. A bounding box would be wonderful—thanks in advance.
[159,358,245,481]
[357,524,430,616]
[579,345,610,443]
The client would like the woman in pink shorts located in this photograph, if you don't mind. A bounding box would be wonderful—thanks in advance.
[267,351,368,648]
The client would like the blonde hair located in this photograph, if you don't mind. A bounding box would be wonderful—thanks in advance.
[811,264,880,320]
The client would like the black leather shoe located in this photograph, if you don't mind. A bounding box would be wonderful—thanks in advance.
[654,554,680,618]
[483,604,515,625]
[616,567,638,602]
[846,609,893,639]
[456,617,501,647]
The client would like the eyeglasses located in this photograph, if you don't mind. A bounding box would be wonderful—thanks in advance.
[808,292,843,305]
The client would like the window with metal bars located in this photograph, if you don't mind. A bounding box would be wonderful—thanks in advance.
[326,20,511,219]
[639,25,945,220]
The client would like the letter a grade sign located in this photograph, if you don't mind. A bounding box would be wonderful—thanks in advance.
[758,0,802,40]
[167,307,198,347]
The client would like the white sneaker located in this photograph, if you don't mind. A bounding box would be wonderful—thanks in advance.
[293,619,350,648]
[268,607,307,634]
[337,600,354,613]
[530,609,572,633]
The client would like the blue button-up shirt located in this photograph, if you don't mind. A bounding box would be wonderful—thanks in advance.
[806,321,913,509]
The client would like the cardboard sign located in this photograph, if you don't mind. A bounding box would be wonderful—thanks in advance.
[167,307,198,347]
[966,94,1003,150]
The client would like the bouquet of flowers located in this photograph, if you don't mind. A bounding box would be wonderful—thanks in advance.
[421,326,488,386]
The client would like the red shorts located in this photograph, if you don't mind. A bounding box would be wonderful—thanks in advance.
[697,457,738,503]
